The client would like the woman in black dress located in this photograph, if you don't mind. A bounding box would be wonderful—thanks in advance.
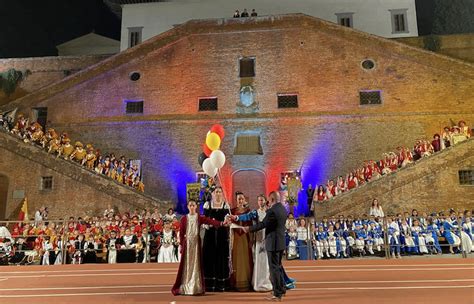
[202,187,231,291]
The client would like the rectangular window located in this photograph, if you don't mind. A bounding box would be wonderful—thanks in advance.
[234,134,263,155]
[239,57,255,77]
[277,94,298,108]
[459,170,474,185]
[128,27,143,48]
[359,90,382,105]
[41,176,53,190]
[125,100,144,114]
[336,13,354,28]
[198,97,218,111]
[390,9,408,33]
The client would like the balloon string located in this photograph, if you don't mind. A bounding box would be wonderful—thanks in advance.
[216,168,230,209]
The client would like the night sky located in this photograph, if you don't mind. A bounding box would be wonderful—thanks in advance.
[0,0,473,58]
[0,0,120,58]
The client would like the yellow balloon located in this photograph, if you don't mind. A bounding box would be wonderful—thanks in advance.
[206,132,221,151]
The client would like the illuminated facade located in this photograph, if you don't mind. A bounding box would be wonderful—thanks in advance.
[3,15,473,215]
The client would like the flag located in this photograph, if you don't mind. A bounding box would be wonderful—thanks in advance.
[18,197,28,222]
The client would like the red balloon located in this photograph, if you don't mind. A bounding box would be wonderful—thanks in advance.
[202,143,212,157]
[210,124,225,139]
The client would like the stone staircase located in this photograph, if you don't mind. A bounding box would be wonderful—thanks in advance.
[314,137,474,219]
[0,130,171,219]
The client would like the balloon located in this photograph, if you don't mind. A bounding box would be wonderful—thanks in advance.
[198,152,208,167]
[202,143,212,157]
[202,158,217,177]
[205,132,221,151]
[210,150,226,169]
[210,124,225,139]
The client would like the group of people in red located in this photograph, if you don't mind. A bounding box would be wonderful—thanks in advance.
[308,120,471,211]
[0,204,185,266]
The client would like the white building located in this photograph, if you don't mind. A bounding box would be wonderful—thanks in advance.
[118,0,418,51]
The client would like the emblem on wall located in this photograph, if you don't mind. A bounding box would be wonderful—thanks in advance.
[237,85,258,114]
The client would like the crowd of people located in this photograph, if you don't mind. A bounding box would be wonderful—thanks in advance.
[233,8,258,18]
[286,199,473,260]
[306,120,471,212]
[1,196,472,268]
[0,204,180,266]
[0,112,145,192]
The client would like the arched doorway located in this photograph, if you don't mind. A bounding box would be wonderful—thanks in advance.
[232,169,266,210]
[0,175,8,220]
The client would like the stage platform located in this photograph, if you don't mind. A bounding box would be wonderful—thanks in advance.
[0,258,472,303]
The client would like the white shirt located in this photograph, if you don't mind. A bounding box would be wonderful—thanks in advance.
[296,227,308,241]
[0,226,11,239]
[369,206,384,218]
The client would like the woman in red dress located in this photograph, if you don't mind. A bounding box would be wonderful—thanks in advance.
[172,200,224,296]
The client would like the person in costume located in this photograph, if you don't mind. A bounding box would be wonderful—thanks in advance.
[118,228,138,263]
[105,230,119,264]
[11,114,27,138]
[424,217,442,254]
[70,141,87,164]
[411,219,428,254]
[313,224,329,259]
[171,199,226,296]
[157,221,178,263]
[202,186,231,292]
[137,227,151,263]
[229,191,253,291]
[462,216,474,252]
[369,199,385,218]
[296,218,309,260]
[334,222,348,258]
[386,216,402,258]
[58,138,74,159]
[85,146,97,170]
[232,194,272,291]
[458,120,471,139]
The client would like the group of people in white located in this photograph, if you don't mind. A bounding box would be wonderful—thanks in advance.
[285,199,473,260]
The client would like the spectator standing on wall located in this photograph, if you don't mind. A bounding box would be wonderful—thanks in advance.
[233,10,240,18]
[35,207,44,226]
[251,9,258,17]
[241,9,249,17]
[369,199,384,218]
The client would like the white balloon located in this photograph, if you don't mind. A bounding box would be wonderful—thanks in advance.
[210,150,226,169]
[202,158,217,177]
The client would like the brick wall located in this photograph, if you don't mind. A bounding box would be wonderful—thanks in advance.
[314,138,474,219]
[1,15,473,210]
[0,131,170,220]
[0,55,109,106]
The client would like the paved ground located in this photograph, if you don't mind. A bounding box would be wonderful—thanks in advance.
[0,258,472,303]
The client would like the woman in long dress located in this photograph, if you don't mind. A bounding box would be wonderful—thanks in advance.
[230,192,253,291]
[296,218,309,260]
[172,200,224,296]
[234,194,272,292]
[202,187,231,292]
[157,221,178,263]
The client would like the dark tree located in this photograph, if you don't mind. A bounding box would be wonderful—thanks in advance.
[416,0,474,35]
